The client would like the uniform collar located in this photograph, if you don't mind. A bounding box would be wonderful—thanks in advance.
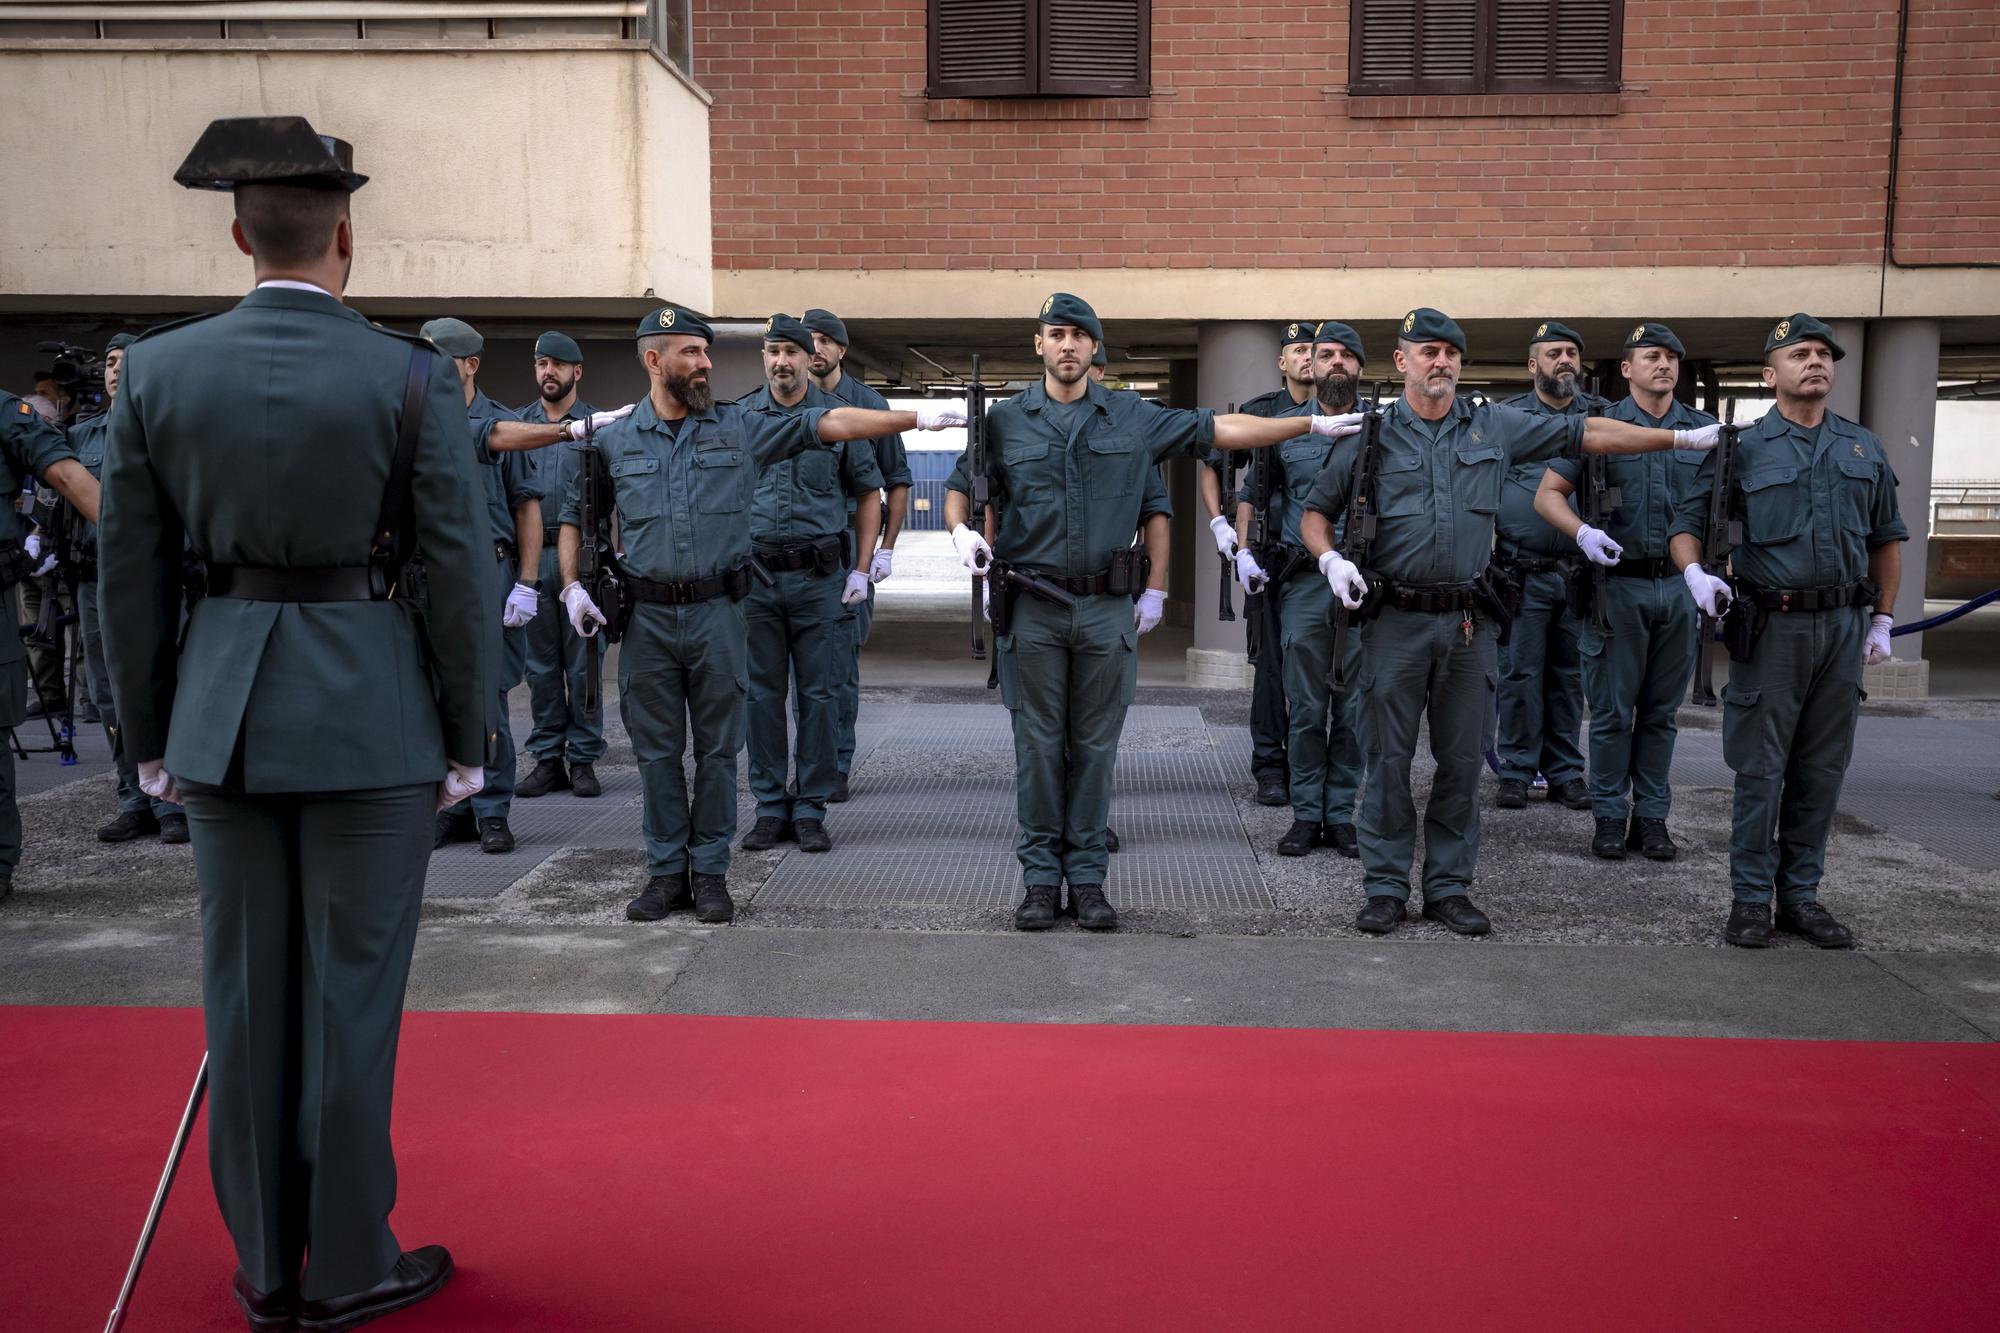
[526,393,592,423]
[1019,376,1113,416]
[741,381,830,412]
[635,391,716,434]
[237,283,364,323]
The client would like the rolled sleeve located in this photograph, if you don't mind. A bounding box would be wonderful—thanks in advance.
[15,405,78,476]
[1303,443,1356,523]
[1488,403,1585,466]
[944,449,972,498]
[469,415,500,465]
[747,406,829,469]
[841,439,887,498]
[1869,464,1910,546]
[1668,451,1716,543]
[874,434,913,489]
[1139,401,1216,462]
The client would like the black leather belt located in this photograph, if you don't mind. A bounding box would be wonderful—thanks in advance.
[495,539,517,563]
[1740,580,1878,613]
[542,526,562,547]
[626,565,754,606]
[1608,556,1678,579]
[1381,580,1482,613]
[753,534,845,575]
[1038,568,1117,597]
[1503,555,1563,575]
[205,563,380,602]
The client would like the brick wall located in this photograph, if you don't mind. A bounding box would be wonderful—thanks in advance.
[699,0,1998,272]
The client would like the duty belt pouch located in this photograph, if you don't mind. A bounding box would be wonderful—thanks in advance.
[1266,545,1306,587]
[809,534,845,577]
[990,575,1021,637]
[723,562,754,602]
[1104,547,1148,598]
[1721,598,1767,664]
[1474,571,1516,648]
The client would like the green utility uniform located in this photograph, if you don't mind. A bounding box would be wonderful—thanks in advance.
[1672,408,1905,906]
[99,282,490,1301]
[454,388,538,823]
[1303,393,1588,904]
[945,379,1214,890]
[741,381,885,823]
[520,396,606,770]
[1232,377,1310,787]
[561,391,836,880]
[1550,397,1712,821]
[70,407,184,823]
[0,394,81,884]
[1493,389,1601,790]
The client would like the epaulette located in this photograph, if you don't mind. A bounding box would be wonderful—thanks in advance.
[131,311,219,344]
[370,321,432,346]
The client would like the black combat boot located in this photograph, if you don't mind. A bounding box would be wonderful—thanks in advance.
[1775,901,1854,949]
[741,816,792,851]
[97,808,159,843]
[515,757,568,798]
[157,812,190,845]
[1592,817,1629,860]
[692,874,734,924]
[1105,826,1121,853]
[568,762,601,798]
[1422,894,1492,936]
[1724,901,1773,948]
[1494,779,1528,810]
[1354,896,1404,935]
[626,870,693,921]
[477,818,514,854]
[1068,885,1118,931]
[793,818,832,853]
[1323,822,1360,858]
[1255,772,1289,806]
[1014,885,1059,931]
[1552,778,1592,811]
[1628,816,1677,861]
[1277,819,1320,857]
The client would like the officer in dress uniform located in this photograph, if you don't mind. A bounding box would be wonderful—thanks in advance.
[98,117,490,1329]
[1671,314,1907,949]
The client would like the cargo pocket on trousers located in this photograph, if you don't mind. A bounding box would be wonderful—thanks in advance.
[1116,630,1139,708]
[1721,685,1780,779]
[996,633,1022,710]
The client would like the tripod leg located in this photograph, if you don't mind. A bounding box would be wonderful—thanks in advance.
[104,1051,209,1333]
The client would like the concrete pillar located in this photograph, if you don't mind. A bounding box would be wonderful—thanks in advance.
[1861,318,1941,698]
[1826,318,1866,424]
[1187,322,1281,686]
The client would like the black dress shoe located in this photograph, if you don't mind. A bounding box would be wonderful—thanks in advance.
[1775,901,1854,949]
[433,811,474,850]
[1323,822,1360,858]
[1255,773,1289,807]
[692,874,734,924]
[1014,885,1059,931]
[232,1268,297,1333]
[1628,816,1677,861]
[828,772,850,804]
[1277,819,1320,857]
[1422,895,1492,936]
[97,808,159,843]
[1105,826,1121,853]
[477,817,514,854]
[1354,895,1405,935]
[794,818,832,853]
[1552,778,1592,811]
[297,1245,452,1333]
[1069,885,1118,931]
[514,757,568,798]
[1494,779,1527,810]
[626,871,692,922]
[740,816,792,851]
[1591,816,1629,860]
[1725,901,1773,948]
[158,812,191,845]
[568,762,601,798]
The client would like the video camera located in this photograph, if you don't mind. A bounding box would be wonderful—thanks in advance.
[37,340,108,424]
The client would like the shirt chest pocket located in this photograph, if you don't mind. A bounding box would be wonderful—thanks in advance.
[1740,465,1806,544]
[1084,433,1140,498]
[610,455,663,521]
[796,448,840,495]
[693,446,748,513]
[1454,444,1506,515]
[999,438,1056,502]
[1280,440,1329,502]
[1375,453,1428,517]
[1834,455,1880,533]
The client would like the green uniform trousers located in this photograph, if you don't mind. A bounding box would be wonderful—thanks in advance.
[1278,575,1363,827]
[620,599,748,878]
[451,556,520,822]
[1721,608,1868,906]
[182,782,432,1302]
[1355,607,1500,903]
[1250,589,1289,781]
[997,593,1137,888]
[1494,570,1584,786]
[1580,574,1699,821]
[0,657,22,878]
[832,582,874,776]
[746,567,850,822]
[79,580,181,818]
[523,546,605,765]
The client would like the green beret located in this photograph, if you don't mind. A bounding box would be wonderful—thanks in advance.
[802,308,849,347]
[418,317,482,358]
[1037,292,1103,344]
[534,331,583,364]
[1765,312,1845,361]
[761,313,815,354]
[1091,342,1107,368]
[635,305,712,342]
[1313,321,1366,365]
[105,332,138,354]
[1623,321,1685,359]
[1527,320,1585,356]
[172,115,368,193]
[1399,307,1465,354]
[1278,320,1318,348]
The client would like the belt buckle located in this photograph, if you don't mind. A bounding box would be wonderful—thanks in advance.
[1779,592,1793,611]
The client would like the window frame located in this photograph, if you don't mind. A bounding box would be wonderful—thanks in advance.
[1347,0,1624,98]
[928,0,1151,101]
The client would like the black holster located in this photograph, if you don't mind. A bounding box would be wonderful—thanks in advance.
[1474,568,1517,648]
[989,575,1021,637]
[1104,546,1152,598]
[1720,597,1768,664]
[0,540,30,592]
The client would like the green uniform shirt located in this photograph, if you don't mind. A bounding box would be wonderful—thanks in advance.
[66,410,110,556]
[1495,390,1604,559]
[1236,399,1336,546]
[1549,396,1714,559]
[519,395,594,527]
[558,392,829,583]
[741,383,886,543]
[468,389,540,547]
[1,393,79,668]
[943,379,1213,577]
[822,370,913,490]
[1671,407,1907,588]
[1302,394,1585,585]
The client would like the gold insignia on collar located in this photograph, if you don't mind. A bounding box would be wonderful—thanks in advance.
[1536,323,1548,337]
[1773,318,1790,341]
[1402,312,1416,334]
[1632,324,1647,343]
[1041,295,1055,317]
[659,308,675,329]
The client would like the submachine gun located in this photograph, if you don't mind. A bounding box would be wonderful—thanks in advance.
[1690,401,1748,705]
[1215,403,1238,624]
[1327,384,1390,693]
[573,419,626,719]
[1564,376,1618,636]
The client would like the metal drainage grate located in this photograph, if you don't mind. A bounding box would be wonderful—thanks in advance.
[755,849,1272,910]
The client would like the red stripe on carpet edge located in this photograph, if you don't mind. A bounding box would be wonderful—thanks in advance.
[3,1005,1997,1333]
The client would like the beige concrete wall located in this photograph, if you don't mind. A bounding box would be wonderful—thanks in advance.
[0,46,710,311]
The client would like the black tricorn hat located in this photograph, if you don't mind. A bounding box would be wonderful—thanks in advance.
[173,116,368,192]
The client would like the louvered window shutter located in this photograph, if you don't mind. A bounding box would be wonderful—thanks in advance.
[1491,0,1621,91]
[1041,0,1150,97]
[930,1,1149,98]
[930,0,1035,98]
[1352,0,1621,95]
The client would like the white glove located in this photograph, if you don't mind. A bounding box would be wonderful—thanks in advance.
[437,760,485,813]
[841,570,870,606]
[1673,423,1723,450]
[561,580,606,637]
[137,760,182,806]
[1310,412,1367,439]
[1864,613,1893,666]
[502,581,538,628]
[24,532,55,577]
[949,523,993,573]
[32,552,57,577]
[564,404,636,440]
[1683,565,1733,617]
[1135,589,1166,635]
[1319,550,1367,611]
[1208,515,1238,560]
[1575,524,1624,568]
[1234,549,1268,595]
[916,400,968,430]
[869,548,894,583]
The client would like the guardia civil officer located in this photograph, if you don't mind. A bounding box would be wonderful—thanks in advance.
[1301,308,1721,937]
[944,294,1364,932]
[1536,322,1713,860]
[1492,321,1603,812]
[557,307,959,925]
[738,315,886,854]
[0,394,99,905]
[98,117,490,1328]
[515,331,608,800]
[1231,322,1371,858]
[67,332,191,844]
[805,307,912,802]
[1671,315,1906,949]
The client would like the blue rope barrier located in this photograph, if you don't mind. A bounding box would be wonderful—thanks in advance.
[1890,587,2000,635]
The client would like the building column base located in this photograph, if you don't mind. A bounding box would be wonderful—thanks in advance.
[1864,656,1930,700]
[1186,647,1252,689]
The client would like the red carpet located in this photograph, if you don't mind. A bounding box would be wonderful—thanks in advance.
[3,1005,1998,1332]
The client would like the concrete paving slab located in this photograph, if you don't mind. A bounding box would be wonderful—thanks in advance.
[1869,952,2000,1039]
